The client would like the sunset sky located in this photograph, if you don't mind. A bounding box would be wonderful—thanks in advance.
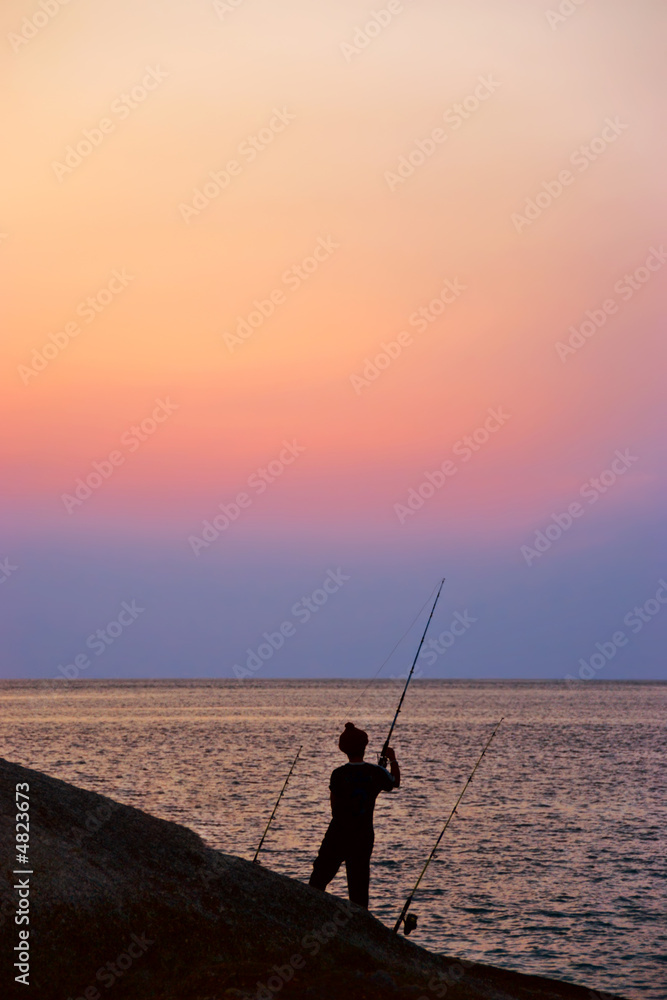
[2,0,665,679]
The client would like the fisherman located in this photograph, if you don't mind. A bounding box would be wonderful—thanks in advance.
[308,722,400,909]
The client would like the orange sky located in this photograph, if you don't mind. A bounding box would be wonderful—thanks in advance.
[3,2,665,530]
[1,0,665,678]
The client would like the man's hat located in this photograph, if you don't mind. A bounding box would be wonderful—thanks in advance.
[339,722,368,756]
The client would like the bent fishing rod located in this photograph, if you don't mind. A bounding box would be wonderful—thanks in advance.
[378,577,446,768]
[393,717,504,935]
[252,745,302,864]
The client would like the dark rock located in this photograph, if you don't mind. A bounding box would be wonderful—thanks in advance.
[0,758,626,1000]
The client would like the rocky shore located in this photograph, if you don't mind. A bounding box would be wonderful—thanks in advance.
[0,758,624,1000]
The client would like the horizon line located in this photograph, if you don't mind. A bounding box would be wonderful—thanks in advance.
[0,676,664,684]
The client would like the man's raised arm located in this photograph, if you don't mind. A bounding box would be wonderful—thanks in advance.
[385,746,400,789]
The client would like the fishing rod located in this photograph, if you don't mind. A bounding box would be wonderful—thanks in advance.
[254,582,441,860]
[252,745,302,864]
[344,586,440,718]
[378,577,446,768]
[393,717,504,935]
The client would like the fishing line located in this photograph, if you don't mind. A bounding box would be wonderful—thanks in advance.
[342,578,442,722]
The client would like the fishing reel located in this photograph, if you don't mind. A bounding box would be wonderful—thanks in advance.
[399,912,418,936]
[377,752,388,768]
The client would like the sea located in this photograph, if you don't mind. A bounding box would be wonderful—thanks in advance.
[1,679,664,999]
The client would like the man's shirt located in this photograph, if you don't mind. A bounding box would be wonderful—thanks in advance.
[329,762,396,830]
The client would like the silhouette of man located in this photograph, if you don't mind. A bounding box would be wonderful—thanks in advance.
[308,722,400,909]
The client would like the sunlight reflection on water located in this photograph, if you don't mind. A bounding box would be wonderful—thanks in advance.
[1,679,664,999]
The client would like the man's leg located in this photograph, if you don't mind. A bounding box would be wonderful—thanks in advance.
[344,835,374,909]
[309,824,345,891]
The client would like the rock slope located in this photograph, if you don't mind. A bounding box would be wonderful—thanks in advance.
[0,758,623,1000]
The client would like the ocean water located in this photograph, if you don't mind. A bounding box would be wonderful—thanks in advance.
[1,679,664,999]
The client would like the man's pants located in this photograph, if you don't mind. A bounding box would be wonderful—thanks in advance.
[309,823,374,908]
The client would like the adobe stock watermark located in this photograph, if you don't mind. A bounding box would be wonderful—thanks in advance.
[385,75,501,191]
[566,579,667,684]
[340,0,410,63]
[18,269,134,384]
[394,407,511,524]
[521,449,639,566]
[545,0,589,31]
[233,569,350,679]
[350,278,466,394]
[511,117,628,232]
[179,107,295,223]
[0,558,18,585]
[8,0,74,54]
[213,0,246,19]
[416,957,475,1000]
[52,67,169,181]
[61,398,179,514]
[188,439,306,555]
[555,246,667,362]
[419,610,477,668]
[390,610,478,679]
[66,932,154,998]
[54,600,145,682]
[242,899,355,1000]
[69,797,124,848]
[224,236,339,352]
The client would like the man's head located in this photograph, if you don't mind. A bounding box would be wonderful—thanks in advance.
[339,722,368,760]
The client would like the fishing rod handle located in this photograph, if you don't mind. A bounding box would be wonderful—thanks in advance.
[392,895,413,933]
